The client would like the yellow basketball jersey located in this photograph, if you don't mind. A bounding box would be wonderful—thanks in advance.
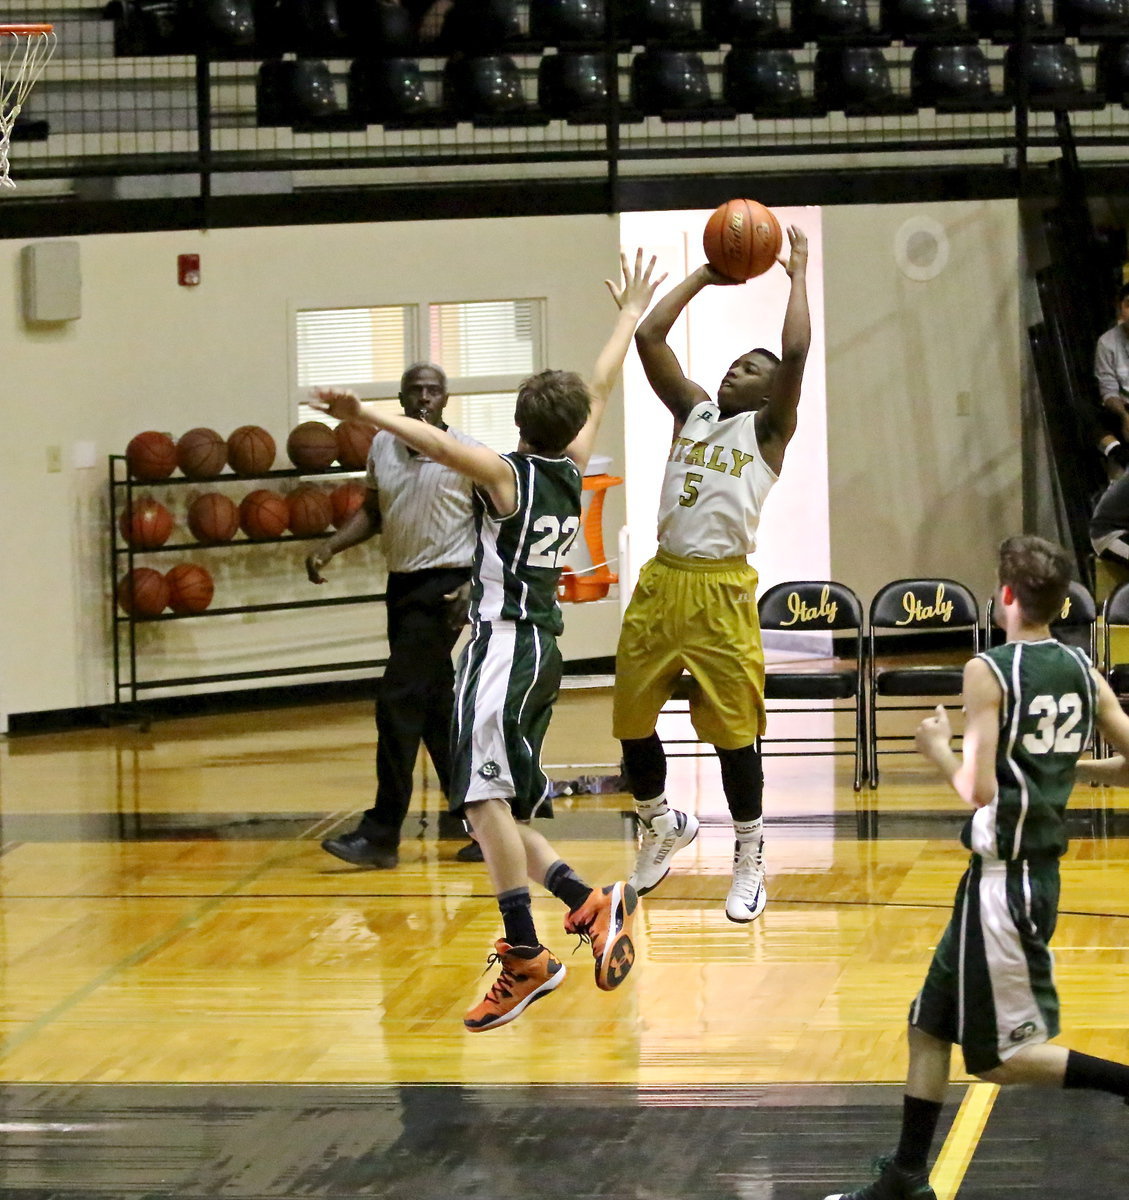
[657,400,777,559]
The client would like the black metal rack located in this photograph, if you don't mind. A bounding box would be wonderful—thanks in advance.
[108,453,387,710]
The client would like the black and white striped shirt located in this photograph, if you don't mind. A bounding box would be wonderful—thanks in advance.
[365,427,477,573]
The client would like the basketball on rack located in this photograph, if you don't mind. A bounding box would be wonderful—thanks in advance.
[239,488,289,539]
[287,486,333,536]
[165,563,215,614]
[126,430,178,481]
[227,425,276,475]
[117,567,170,617]
[118,497,174,550]
[287,421,339,472]
[703,199,783,282]
[334,419,376,470]
[330,480,367,529]
[187,491,240,543]
[176,427,228,479]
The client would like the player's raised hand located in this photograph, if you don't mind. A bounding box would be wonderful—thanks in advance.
[778,225,808,275]
[309,387,363,422]
[698,263,744,287]
[605,248,667,316]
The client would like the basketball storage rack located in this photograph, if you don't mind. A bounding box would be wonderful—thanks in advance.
[109,454,390,720]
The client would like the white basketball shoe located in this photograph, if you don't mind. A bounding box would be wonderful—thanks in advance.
[628,808,700,896]
[725,839,766,923]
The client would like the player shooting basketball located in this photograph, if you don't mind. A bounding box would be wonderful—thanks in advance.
[614,223,810,924]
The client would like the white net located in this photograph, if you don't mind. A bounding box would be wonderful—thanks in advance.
[0,27,57,189]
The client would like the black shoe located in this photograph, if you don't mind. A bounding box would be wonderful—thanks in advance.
[823,1156,937,1200]
[455,840,484,863]
[321,831,398,869]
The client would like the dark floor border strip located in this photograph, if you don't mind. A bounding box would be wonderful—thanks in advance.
[5,657,617,737]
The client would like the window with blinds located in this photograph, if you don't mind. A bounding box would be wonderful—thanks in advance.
[294,298,544,454]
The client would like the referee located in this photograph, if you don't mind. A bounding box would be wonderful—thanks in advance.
[306,363,483,868]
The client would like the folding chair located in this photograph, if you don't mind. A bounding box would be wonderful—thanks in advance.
[1099,580,1129,755]
[758,581,867,791]
[868,578,980,786]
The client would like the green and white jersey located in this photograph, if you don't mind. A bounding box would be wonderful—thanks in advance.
[469,451,582,636]
[965,639,1098,862]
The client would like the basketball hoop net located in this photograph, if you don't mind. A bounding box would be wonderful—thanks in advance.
[0,25,56,189]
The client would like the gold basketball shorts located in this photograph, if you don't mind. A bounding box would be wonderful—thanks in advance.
[613,549,765,750]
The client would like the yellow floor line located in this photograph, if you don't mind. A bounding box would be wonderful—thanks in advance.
[930,1082,999,1200]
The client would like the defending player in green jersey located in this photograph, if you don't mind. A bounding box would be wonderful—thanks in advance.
[312,250,666,1033]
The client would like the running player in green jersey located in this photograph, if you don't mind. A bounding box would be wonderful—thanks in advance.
[826,535,1129,1200]
[312,250,666,1032]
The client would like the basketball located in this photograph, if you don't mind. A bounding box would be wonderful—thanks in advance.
[165,563,215,614]
[117,567,170,617]
[118,497,174,550]
[287,421,339,472]
[703,198,783,282]
[227,425,277,475]
[335,419,376,470]
[126,430,178,481]
[239,488,290,539]
[330,480,367,529]
[176,427,228,479]
[187,492,240,543]
[286,486,333,536]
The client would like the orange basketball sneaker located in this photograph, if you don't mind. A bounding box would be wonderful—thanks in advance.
[563,880,638,991]
[463,941,567,1033]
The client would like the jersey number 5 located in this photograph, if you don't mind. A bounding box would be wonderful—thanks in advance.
[1021,692,1083,755]
[527,515,580,569]
[679,471,703,508]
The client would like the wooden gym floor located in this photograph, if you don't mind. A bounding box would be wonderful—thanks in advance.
[0,684,1127,1197]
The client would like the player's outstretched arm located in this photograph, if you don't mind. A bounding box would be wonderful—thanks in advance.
[309,389,516,509]
[634,263,728,428]
[1077,671,1129,785]
[914,658,1000,808]
[566,249,666,474]
[757,226,810,469]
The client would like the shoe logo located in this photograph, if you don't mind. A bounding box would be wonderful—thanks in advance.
[606,938,635,988]
[478,761,501,780]
[1009,1021,1038,1043]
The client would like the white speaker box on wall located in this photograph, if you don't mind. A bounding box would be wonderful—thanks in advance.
[21,240,82,322]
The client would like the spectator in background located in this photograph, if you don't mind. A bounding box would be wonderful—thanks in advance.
[1090,467,1129,569]
[1093,281,1129,476]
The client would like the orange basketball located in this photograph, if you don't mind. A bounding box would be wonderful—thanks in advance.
[176,427,228,479]
[187,492,240,544]
[287,421,339,472]
[227,425,277,475]
[118,497,174,550]
[239,488,289,539]
[165,563,215,614]
[330,480,368,529]
[703,198,783,282]
[126,430,178,481]
[117,567,170,617]
[334,419,376,470]
[286,486,333,536]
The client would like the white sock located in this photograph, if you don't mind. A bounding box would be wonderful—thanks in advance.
[636,793,670,826]
[734,818,763,853]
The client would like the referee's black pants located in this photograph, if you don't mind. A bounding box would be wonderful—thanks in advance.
[358,566,470,845]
